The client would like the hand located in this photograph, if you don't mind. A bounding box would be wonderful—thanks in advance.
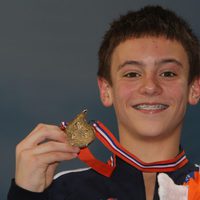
[15,123,80,192]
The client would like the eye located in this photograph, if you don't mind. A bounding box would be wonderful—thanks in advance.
[160,71,177,77]
[123,72,141,78]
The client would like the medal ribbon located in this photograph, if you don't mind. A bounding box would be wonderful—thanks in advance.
[78,121,188,177]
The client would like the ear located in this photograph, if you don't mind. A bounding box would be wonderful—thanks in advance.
[97,77,113,107]
[188,77,200,105]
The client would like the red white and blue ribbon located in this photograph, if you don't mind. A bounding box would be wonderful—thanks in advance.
[75,121,188,177]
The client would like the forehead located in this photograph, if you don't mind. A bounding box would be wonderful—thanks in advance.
[111,36,189,69]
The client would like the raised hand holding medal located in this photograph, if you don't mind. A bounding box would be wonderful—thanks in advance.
[61,109,96,148]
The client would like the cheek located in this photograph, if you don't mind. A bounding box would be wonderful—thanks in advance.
[113,82,137,101]
[164,82,189,105]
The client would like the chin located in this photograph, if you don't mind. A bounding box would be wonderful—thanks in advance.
[134,128,168,139]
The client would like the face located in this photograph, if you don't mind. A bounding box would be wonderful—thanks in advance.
[98,37,200,139]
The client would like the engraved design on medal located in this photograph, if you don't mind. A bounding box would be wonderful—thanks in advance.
[63,110,96,148]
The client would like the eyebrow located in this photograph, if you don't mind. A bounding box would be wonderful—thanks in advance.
[157,58,183,68]
[118,60,144,70]
[117,58,183,71]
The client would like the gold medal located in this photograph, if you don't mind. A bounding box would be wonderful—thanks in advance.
[62,110,96,148]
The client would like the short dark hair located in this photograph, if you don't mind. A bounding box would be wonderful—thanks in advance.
[98,5,200,84]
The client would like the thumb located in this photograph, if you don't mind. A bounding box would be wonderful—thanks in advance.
[45,162,59,188]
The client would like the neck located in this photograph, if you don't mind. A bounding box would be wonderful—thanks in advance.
[119,129,181,163]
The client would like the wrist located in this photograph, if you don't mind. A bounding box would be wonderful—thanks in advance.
[8,179,47,200]
[15,178,45,193]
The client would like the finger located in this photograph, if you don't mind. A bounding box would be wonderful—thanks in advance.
[35,151,78,165]
[19,124,67,149]
[45,162,59,187]
[32,141,80,155]
[16,147,78,171]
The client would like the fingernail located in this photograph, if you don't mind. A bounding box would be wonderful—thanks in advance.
[73,147,80,152]
[72,153,78,158]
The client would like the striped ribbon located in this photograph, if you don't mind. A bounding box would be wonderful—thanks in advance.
[78,121,188,177]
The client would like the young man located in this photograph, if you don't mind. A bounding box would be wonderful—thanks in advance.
[8,5,200,200]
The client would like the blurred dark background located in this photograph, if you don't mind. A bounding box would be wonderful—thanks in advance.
[0,0,199,199]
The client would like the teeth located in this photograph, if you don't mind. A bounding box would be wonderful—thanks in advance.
[135,104,168,110]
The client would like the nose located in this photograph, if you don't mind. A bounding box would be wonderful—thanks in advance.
[139,75,162,96]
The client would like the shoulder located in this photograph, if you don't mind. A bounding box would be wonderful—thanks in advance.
[48,167,93,198]
[194,163,200,170]
[52,166,106,186]
[53,167,91,180]
[48,167,108,198]
[181,162,200,184]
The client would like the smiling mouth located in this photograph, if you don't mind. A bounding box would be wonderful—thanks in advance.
[133,104,169,111]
